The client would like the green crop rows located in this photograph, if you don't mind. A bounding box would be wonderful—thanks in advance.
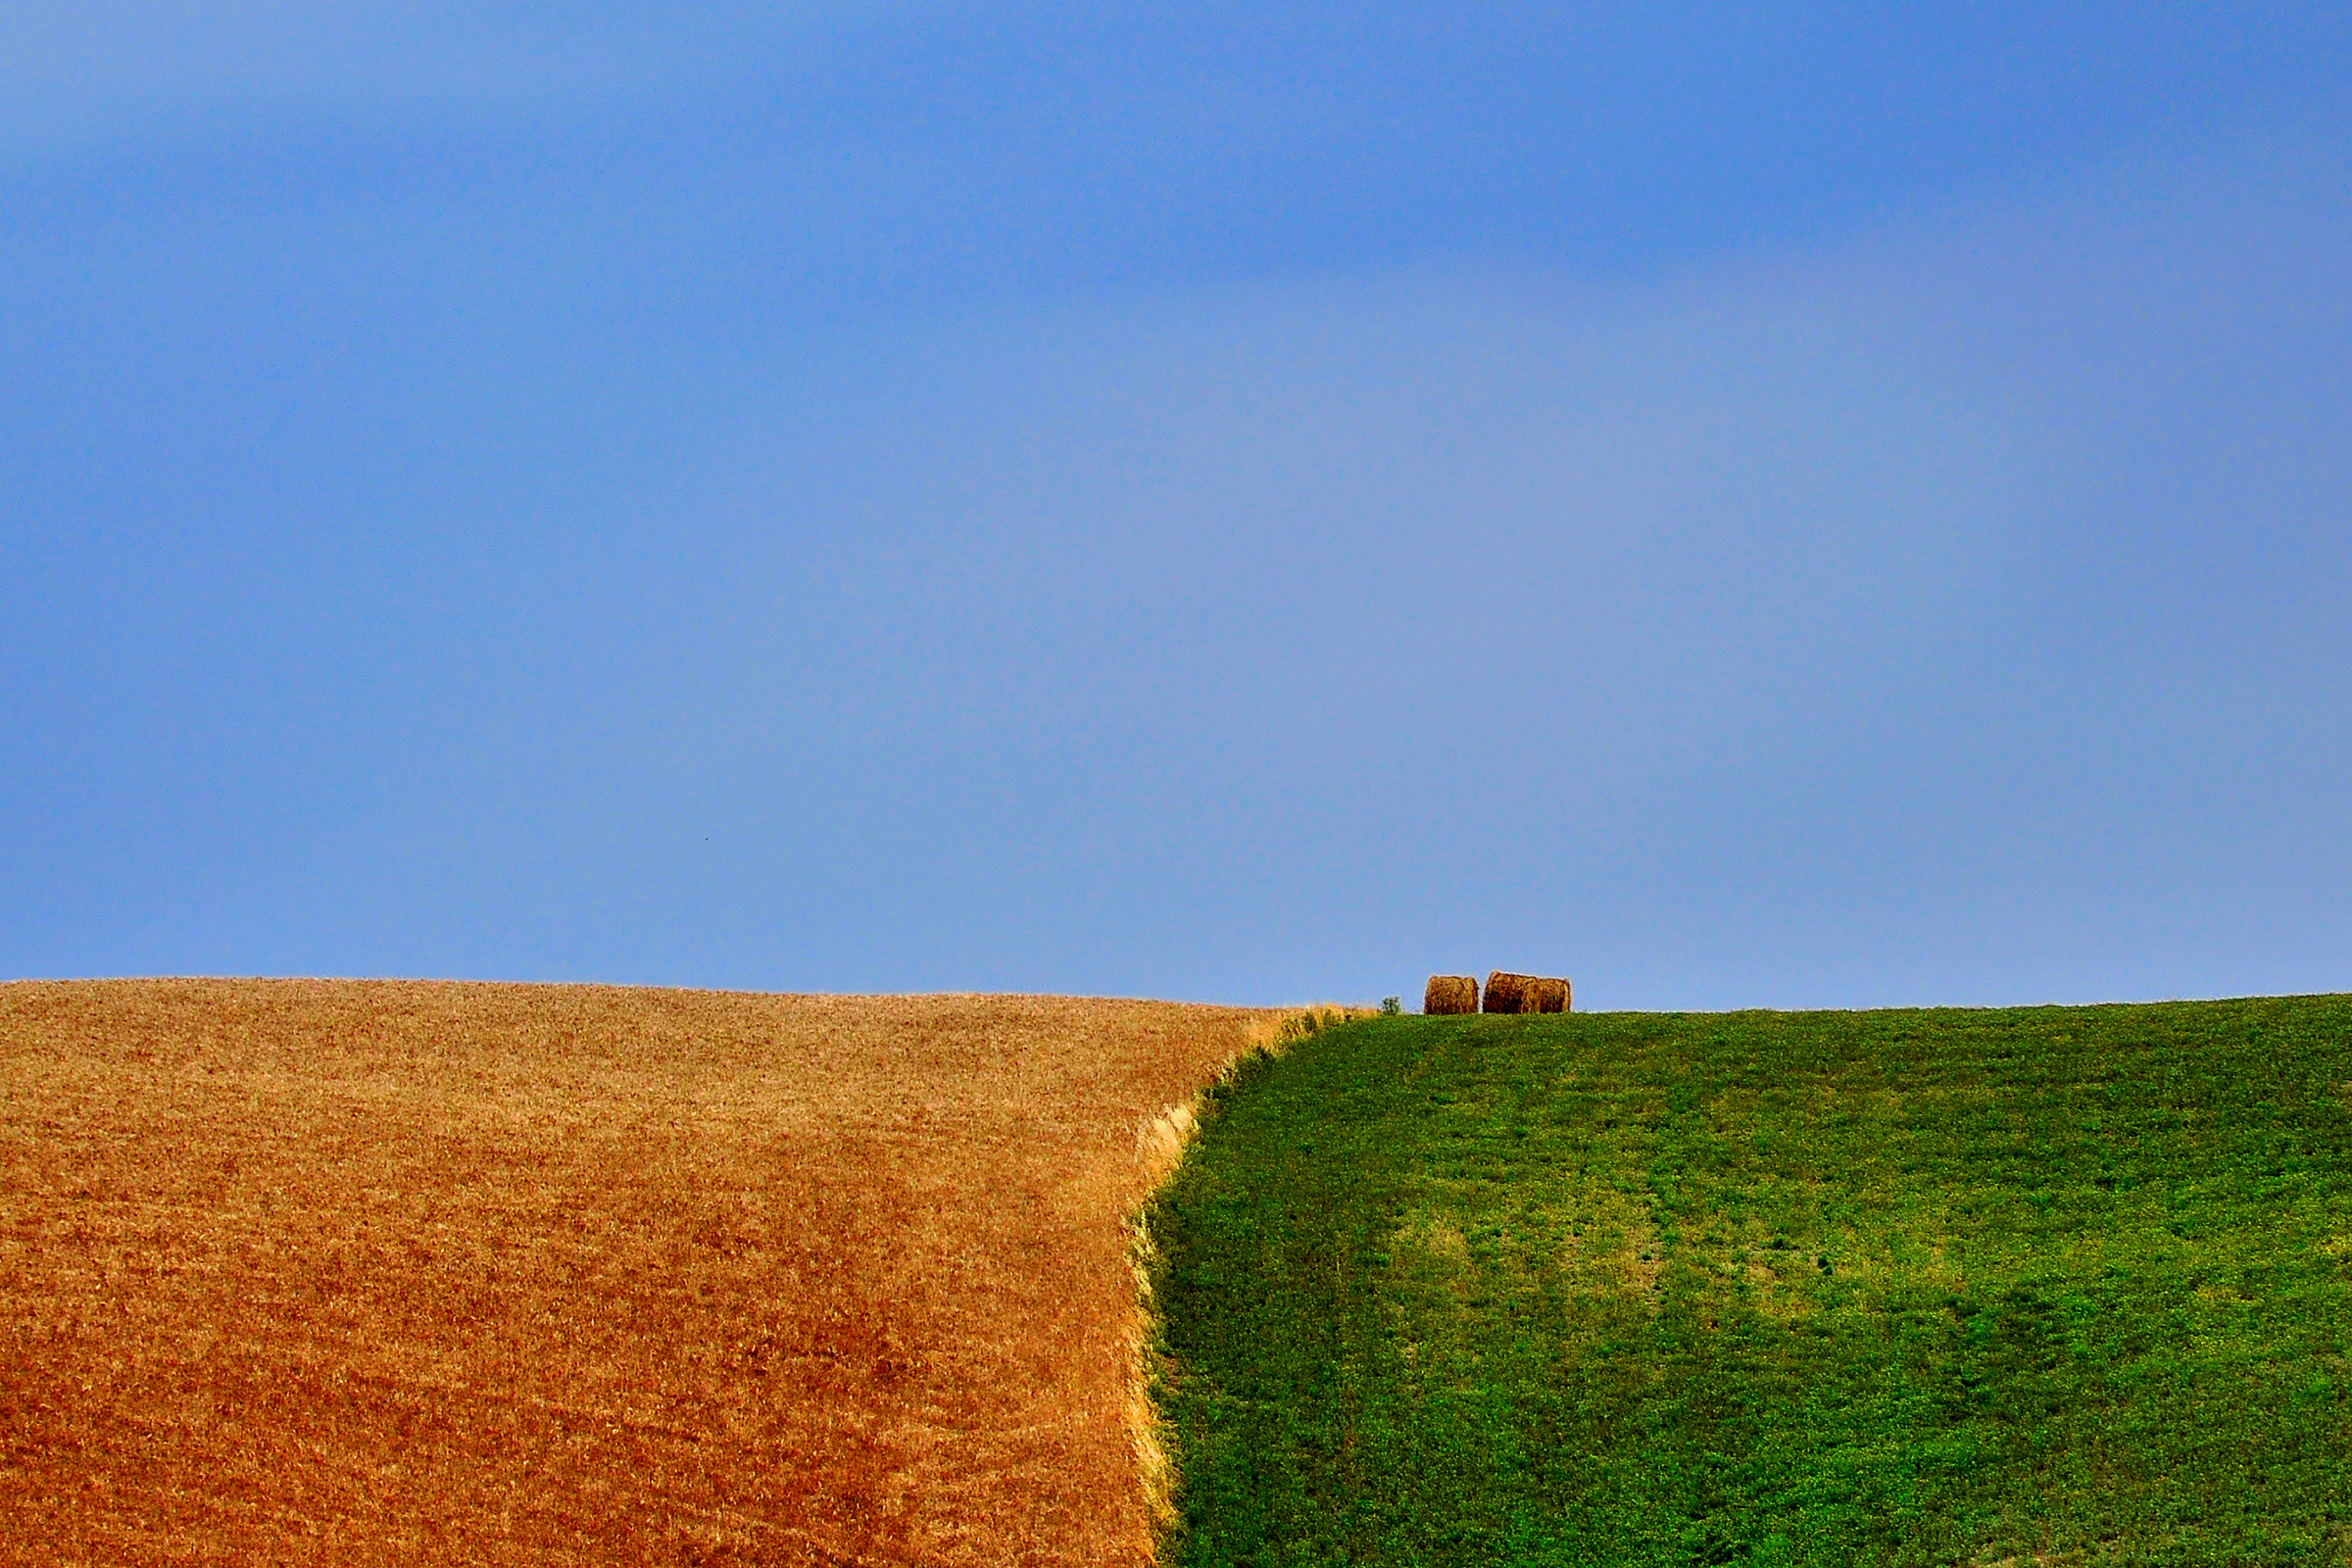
[1147,1000,2352,1565]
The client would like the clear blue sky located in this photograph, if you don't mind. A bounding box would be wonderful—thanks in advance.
[5,4,2348,1008]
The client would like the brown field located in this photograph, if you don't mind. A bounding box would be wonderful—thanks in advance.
[0,979,1283,1567]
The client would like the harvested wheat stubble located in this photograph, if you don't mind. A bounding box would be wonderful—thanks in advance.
[0,979,1268,1568]
[1422,976,1478,1016]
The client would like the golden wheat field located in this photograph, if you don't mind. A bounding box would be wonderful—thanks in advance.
[0,979,1278,1566]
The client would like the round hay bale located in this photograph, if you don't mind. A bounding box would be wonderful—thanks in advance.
[1423,975,1479,1015]
[1529,976,1571,1013]
[1483,971,1533,1014]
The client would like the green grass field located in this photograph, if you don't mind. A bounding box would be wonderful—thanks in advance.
[1146,1000,2352,1566]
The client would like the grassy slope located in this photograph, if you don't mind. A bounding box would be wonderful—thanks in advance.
[1149,1001,2352,1566]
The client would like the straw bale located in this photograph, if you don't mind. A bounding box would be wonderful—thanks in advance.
[1423,975,1479,1015]
[1485,971,1571,1014]
[1484,971,1533,1013]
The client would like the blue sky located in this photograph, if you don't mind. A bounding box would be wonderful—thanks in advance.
[5,4,2348,1007]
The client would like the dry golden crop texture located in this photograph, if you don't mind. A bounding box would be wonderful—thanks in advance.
[0,979,1267,1566]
